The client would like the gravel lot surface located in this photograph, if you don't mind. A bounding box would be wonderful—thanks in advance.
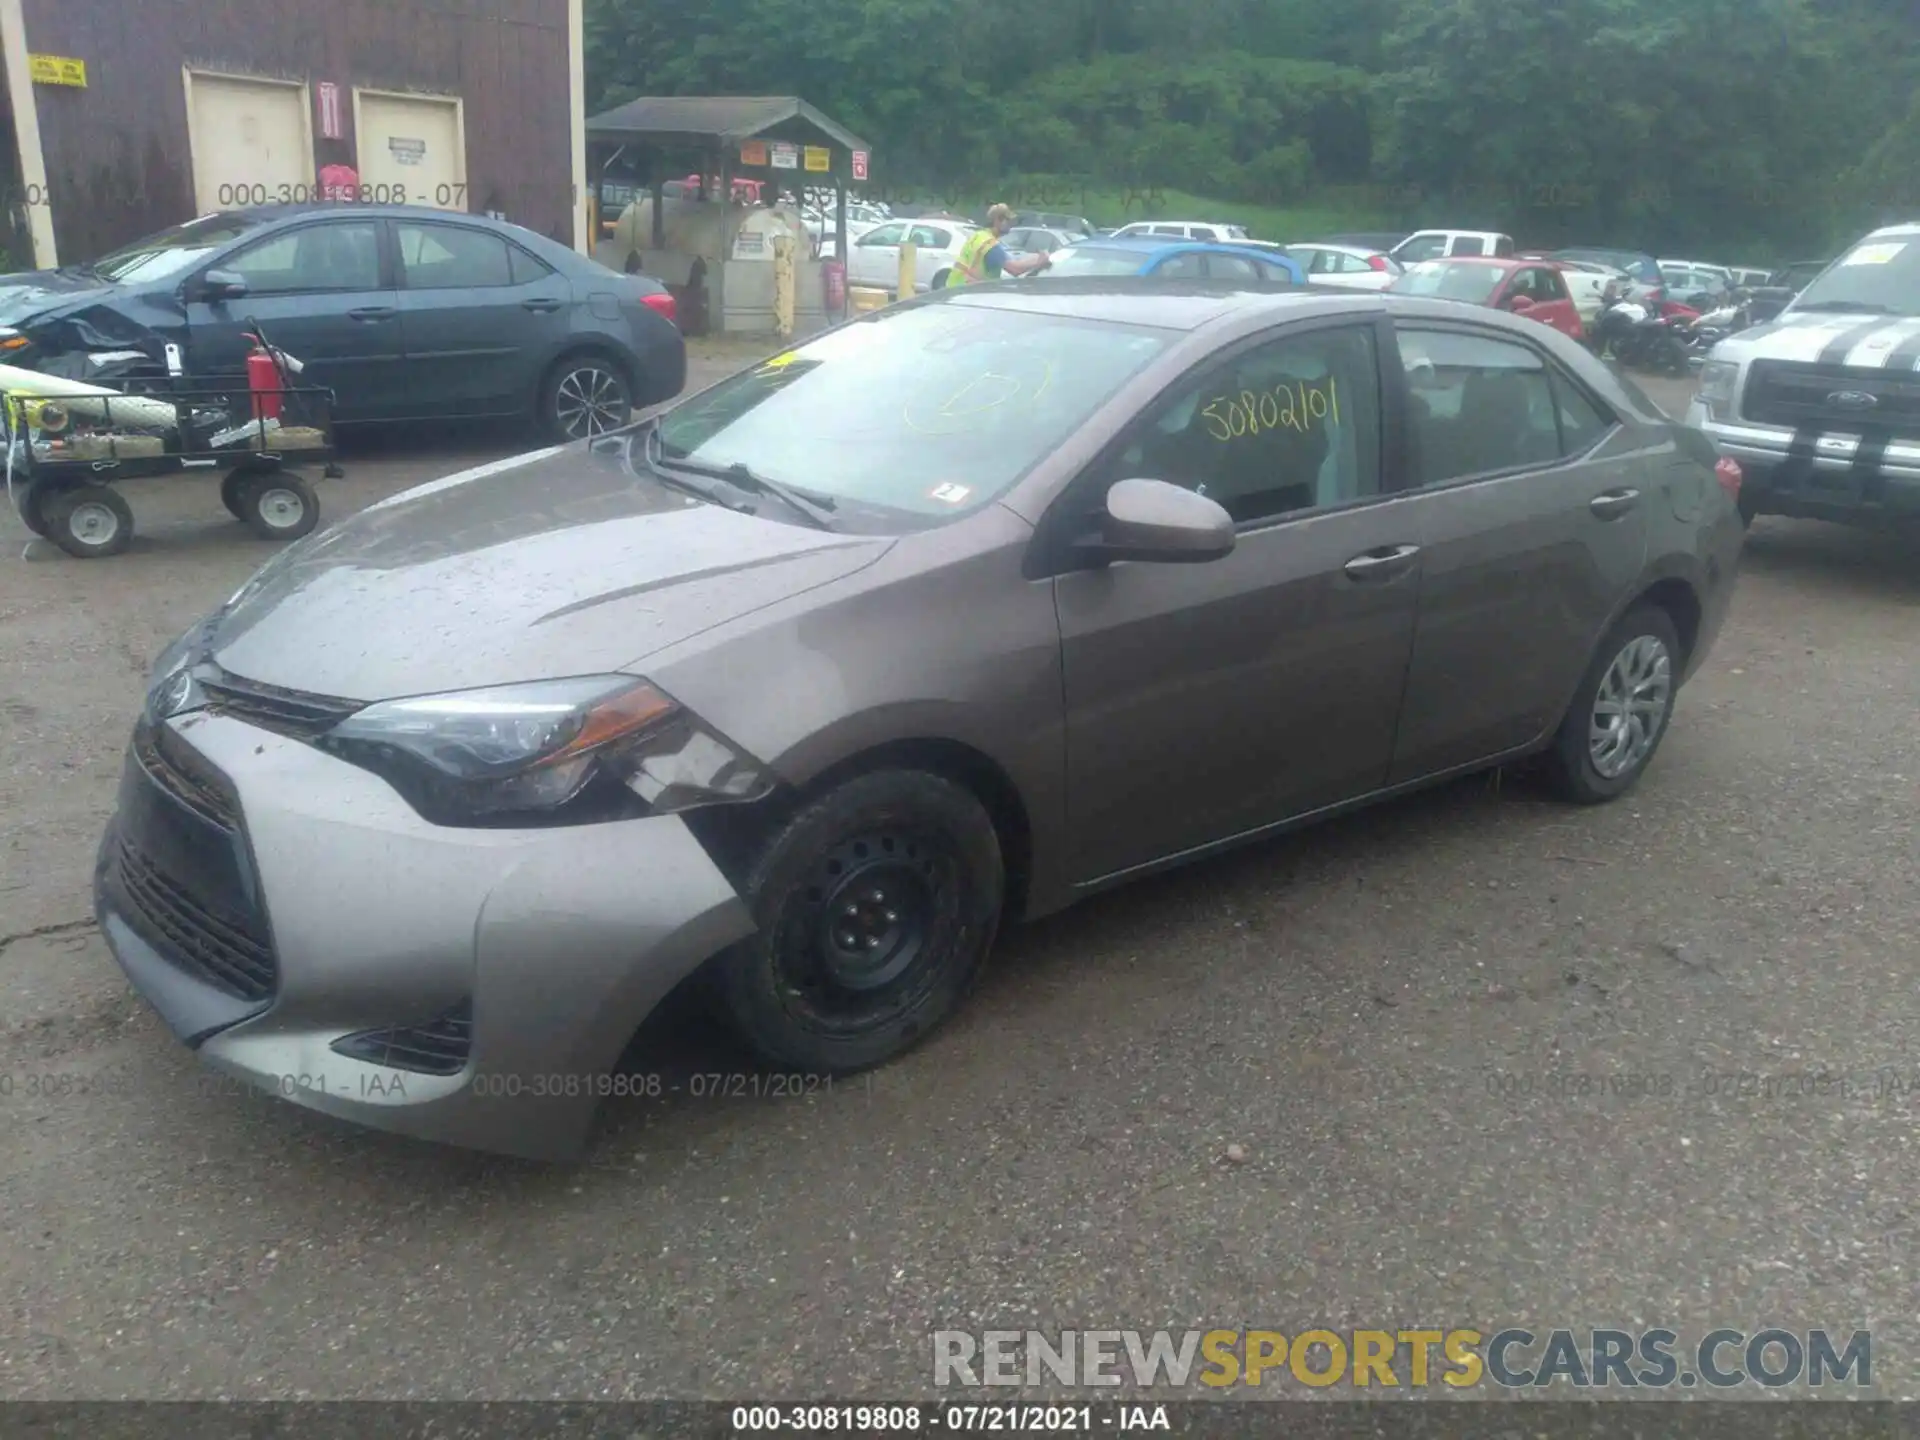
[3,361,1916,1400]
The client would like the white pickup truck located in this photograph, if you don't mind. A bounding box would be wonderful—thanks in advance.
[1690,221,1920,533]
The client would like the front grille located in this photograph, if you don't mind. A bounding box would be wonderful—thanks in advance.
[1744,360,1920,434]
[112,837,277,1000]
[331,1004,473,1076]
[133,724,238,831]
[200,669,363,740]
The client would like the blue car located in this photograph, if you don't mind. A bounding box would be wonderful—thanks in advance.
[1040,235,1306,285]
[0,205,688,442]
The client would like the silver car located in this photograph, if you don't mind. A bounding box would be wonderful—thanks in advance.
[99,282,1743,1159]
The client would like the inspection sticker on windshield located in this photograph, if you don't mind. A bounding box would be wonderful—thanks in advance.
[929,482,972,504]
[1842,242,1906,266]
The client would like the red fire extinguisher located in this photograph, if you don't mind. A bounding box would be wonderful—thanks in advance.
[247,339,283,423]
[823,259,846,315]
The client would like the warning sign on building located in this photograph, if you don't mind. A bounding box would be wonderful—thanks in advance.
[770,142,798,170]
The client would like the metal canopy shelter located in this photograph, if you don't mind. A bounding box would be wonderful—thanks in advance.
[585,95,873,327]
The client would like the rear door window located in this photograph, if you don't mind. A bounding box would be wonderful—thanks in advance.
[1204,253,1260,281]
[1394,328,1564,483]
[1154,252,1207,279]
[397,222,515,288]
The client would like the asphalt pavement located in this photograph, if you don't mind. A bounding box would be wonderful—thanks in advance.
[4,364,1920,1399]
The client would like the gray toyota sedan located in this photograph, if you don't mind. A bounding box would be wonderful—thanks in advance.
[98,280,1744,1159]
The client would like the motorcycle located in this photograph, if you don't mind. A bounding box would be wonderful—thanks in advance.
[1682,290,1753,369]
[1591,290,1691,376]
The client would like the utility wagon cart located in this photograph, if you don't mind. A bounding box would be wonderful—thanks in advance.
[3,326,340,559]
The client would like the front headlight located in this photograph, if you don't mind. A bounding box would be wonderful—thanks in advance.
[1696,359,1740,421]
[319,675,774,825]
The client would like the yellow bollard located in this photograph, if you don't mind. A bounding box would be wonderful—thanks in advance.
[772,232,796,339]
[898,241,918,301]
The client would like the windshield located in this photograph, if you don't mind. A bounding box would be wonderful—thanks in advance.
[1390,261,1503,303]
[90,214,258,284]
[1045,247,1147,277]
[1791,238,1918,314]
[651,304,1168,525]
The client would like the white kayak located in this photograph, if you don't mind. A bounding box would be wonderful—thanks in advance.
[0,361,178,430]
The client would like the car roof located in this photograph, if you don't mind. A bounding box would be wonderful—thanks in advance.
[926,279,1624,344]
[1867,222,1920,238]
[1556,246,1655,260]
[933,277,1364,330]
[1063,235,1277,253]
[224,202,511,226]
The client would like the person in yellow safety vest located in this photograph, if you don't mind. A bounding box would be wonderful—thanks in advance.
[945,204,1053,287]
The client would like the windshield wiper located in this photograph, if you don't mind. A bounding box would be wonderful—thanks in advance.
[652,451,837,531]
[614,419,757,515]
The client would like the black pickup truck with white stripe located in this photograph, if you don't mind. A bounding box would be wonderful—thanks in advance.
[1690,222,1920,533]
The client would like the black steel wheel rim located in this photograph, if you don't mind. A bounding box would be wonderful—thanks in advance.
[772,827,960,1036]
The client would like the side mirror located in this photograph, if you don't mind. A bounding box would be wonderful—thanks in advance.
[1076,478,1235,565]
[1506,293,1535,311]
[198,269,248,302]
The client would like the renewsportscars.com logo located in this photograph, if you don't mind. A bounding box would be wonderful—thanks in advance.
[932,1328,1872,1390]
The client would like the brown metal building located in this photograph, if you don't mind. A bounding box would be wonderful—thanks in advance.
[0,0,587,271]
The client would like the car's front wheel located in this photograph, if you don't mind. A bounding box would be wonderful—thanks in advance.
[1545,604,1681,803]
[712,769,1004,1073]
[542,354,633,442]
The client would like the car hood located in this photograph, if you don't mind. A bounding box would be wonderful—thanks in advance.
[207,444,893,701]
[1713,309,1920,365]
[0,269,118,325]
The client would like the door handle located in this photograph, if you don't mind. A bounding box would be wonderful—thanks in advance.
[348,306,396,322]
[1589,488,1641,519]
[1343,543,1421,582]
[522,297,563,312]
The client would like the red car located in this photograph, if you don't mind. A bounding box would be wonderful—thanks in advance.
[1388,257,1587,341]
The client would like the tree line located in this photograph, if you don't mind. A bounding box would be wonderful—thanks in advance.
[585,0,1920,256]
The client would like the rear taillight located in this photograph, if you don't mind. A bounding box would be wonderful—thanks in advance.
[1714,456,1743,497]
[641,291,678,326]
[1367,254,1388,271]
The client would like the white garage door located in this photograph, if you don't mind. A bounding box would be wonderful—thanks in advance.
[187,74,313,212]
[355,91,466,210]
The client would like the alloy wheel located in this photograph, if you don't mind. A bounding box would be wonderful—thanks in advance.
[1589,634,1672,779]
[553,366,628,439]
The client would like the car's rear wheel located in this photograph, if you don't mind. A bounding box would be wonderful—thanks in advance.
[542,353,633,442]
[712,769,1003,1073]
[1544,604,1681,804]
